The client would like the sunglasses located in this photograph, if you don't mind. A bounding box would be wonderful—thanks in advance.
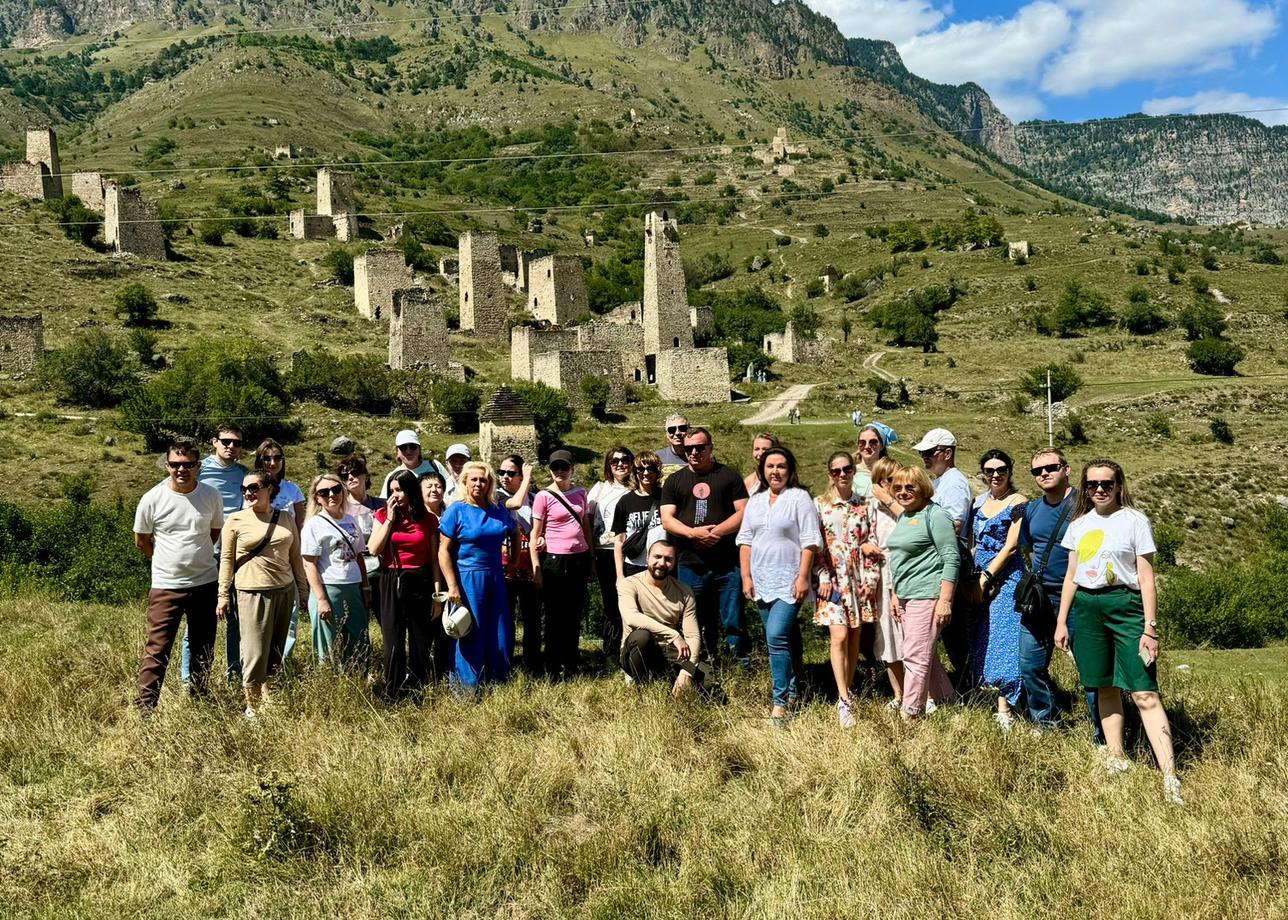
[241,484,263,495]
[666,425,689,434]
[610,457,631,466]
[635,465,658,474]
[316,485,345,498]
[892,484,918,494]
[261,455,284,463]
[1031,462,1064,477]
[168,460,197,470]
[550,464,571,473]
[341,470,365,480]
[982,466,1010,477]
[1086,479,1116,493]
[858,439,881,448]
[829,464,856,477]
[397,444,419,452]
[498,469,520,477]
[683,443,710,454]
[217,438,242,448]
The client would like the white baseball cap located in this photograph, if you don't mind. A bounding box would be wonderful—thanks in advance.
[446,443,471,460]
[912,428,957,451]
[395,429,420,448]
[442,602,473,639]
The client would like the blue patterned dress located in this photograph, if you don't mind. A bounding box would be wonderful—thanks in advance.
[969,495,1025,705]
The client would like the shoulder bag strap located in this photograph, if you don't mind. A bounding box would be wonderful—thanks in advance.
[1034,497,1074,580]
[234,509,281,572]
[320,514,358,558]
[542,488,582,523]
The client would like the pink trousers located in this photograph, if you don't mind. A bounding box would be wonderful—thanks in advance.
[899,598,953,716]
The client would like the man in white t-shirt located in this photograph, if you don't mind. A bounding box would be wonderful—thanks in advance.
[133,439,225,711]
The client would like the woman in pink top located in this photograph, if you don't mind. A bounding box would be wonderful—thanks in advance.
[529,450,592,681]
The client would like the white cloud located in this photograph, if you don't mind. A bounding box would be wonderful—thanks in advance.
[988,89,1049,121]
[1041,0,1277,96]
[1142,89,1288,125]
[805,0,949,46]
[900,2,1072,87]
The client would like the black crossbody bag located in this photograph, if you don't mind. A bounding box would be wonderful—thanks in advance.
[1015,499,1073,619]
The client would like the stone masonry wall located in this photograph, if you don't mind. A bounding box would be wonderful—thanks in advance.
[656,347,730,404]
[459,231,508,341]
[0,314,43,375]
[479,422,539,470]
[0,161,52,200]
[289,210,334,239]
[509,325,578,380]
[389,288,449,371]
[528,254,588,326]
[355,248,414,321]
[71,172,105,212]
[643,210,692,356]
[316,168,354,215]
[577,318,646,382]
[532,349,625,411]
[25,128,61,197]
[104,183,165,259]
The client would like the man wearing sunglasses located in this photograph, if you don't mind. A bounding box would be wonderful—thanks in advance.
[656,414,690,479]
[378,429,451,499]
[134,439,225,712]
[661,427,750,667]
[1021,449,1103,741]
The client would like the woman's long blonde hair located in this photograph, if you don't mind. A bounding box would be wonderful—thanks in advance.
[457,461,497,508]
[306,473,346,520]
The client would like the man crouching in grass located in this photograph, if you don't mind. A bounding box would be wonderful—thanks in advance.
[617,540,707,696]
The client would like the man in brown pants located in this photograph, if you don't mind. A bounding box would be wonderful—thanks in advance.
[133,439,225,711]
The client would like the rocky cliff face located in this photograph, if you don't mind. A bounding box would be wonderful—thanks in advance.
[1,0,181,47]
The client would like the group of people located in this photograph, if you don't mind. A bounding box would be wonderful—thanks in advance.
[132,412,1182,803]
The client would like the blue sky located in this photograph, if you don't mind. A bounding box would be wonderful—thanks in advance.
[804,0,1288,125]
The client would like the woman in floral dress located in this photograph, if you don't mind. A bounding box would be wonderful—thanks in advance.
[968,449,1029,731]
[813,450,881,727]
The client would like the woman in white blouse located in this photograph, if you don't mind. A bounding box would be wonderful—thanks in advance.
[736,446,821,727]
[1055,459,1181,805]
[588,445,636,658]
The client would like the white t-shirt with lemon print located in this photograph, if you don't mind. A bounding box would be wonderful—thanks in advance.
[1060,508,1156,590]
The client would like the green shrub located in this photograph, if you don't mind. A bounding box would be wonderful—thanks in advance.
[1159,552,1288,648]
[1042,281,1115,337]
[1154,524,1184,567]
[1024,276,1037,292]
[1178,297,1226,340]
[579,375,611,419]
[1250,246,1282,265]
[726,343,772,380]
[813,223,829,238]
[322,248,355,285]
[119,340,297,449]
[285,349,395,413]
[429,379,482,434]
[39,330,140,408]
[198,222,226,246]
[114,282,160,328]
[44,195,101,246]
[804,278,825,298]
[1209,416,1234,445]
[513,381,573,459]
[788,303,822,338]
[1145,412,1173,438]
[1019,363,1082,402]
[1119,297,1169,335]
[1186,337,1244,376]
[128,328,164,369]
[1060,411,1089,445]
[683,251,734,288]
[697,286,786,345]
[886,221,926,253]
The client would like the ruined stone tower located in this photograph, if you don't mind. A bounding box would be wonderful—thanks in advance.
[317,168,356,241]
[354,248,415,321]
[0,315,43,375]
[528,254,588,326]
[458,231,508,341]
[478,385,538,470]
[25,128,61,198]
[103,183,165,259]
[389,288,449,371]
[642,210,692,380]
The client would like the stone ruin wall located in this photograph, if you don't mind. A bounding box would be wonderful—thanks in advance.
[355,248,415,321]
[0,314,43,375]
[389,288,449,371]
[656,347,730,404]
[459,231,509,341]
[690,305,714,341]
[577,318,645,383]
[289,210,334,240]
[104,183,165,258]
[480,422,539,470]
[643,210,692,356]
[0,161,52,200]
[531,349,625,412]
[528,254,588,326]
[71,172,105,212]
[25,128,61,197]
[509,325,578,380]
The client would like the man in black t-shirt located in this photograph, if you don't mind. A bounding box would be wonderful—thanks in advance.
[660,427,750,666]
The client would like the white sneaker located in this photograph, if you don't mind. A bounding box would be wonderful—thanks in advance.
[924,699,939,715]
[837,696,856,729]
[243,707,257,723]
[623,673,635,685]
[995,711,1014,733]
[885,698,902,712]
[1101,752,1131,775]
[1163,774,1184,805]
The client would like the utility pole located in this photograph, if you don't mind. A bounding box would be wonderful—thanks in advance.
[1046,369,1054,447]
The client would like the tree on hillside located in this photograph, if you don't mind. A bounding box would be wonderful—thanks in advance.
[513,381,573,460]
[1019,363,1083,402]
[39,330,140,408]
[114,282,160,328]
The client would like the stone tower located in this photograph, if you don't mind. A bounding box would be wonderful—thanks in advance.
[528,254,588,325]
[26,128,61,198]
[354,247,414,321]
[458,231,508,341]
[642,210,692,378]
[103,183,165,259]
[316,168,353,216]
[478,385,538,469]
[389,288,449,371]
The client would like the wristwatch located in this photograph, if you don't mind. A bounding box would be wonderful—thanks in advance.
[1145,619,1158,629]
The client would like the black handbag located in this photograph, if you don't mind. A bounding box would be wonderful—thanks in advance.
[621,501,658,559]
[1015,499,1073,618]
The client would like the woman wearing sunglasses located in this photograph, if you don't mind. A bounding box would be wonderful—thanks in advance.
[530,450,592,681]
[254,438,306,660]
[301,474,371,670]
[217,470,308,719]
[588,445,637,658]
[1055,460,1181,804]
[613,451,665,583]
[869,457,907,710]
[812,450,881,728]
[884,466,957,720]
[968,449,1029,732]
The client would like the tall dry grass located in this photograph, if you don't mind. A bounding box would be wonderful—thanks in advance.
[1,594,1286,919]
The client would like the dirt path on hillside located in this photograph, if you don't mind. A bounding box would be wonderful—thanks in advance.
[863,352,898,383]
[741,384,816,426]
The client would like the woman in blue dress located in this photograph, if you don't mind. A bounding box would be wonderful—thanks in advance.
[439,461,515,692]
[969,449,1029,731]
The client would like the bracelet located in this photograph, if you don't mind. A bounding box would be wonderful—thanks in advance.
[1143,632,1159,641]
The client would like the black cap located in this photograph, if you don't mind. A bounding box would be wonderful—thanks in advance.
[548,450,573,466]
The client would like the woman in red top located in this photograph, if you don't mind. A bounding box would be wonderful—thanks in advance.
[368,469,442,700]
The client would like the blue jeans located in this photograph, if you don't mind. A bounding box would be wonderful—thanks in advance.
[677,565,747,662]
[1044,586,1105,743]
[757,598,803,708]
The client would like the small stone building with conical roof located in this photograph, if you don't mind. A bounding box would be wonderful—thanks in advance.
[478,385,538,468]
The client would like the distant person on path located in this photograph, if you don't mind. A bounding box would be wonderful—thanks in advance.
[913,427,975,690]
[612,450,665,582]
[369,469,441,700]
[736,446,820,726]
[657,414,689,479]
[1056,459,1181,804]
[742,432,780,496]
[181,423,247,686]
[301,473,371,670]
[967,450,1028,732]
[440,462,516,691]
[812,450,881,727]
[885,466,957,720]
[870,457,906,710]
[134,439,224,711]
[791,408,801,425]
[217,469,308,720]
[1021,448,1101,739]
[617,541,704,694]
[852,408,863,427]
[530,450,592,681]
[661,427,750,667]
[495,455,540,675]
[379,430,450,498]
[588,446,636,658]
